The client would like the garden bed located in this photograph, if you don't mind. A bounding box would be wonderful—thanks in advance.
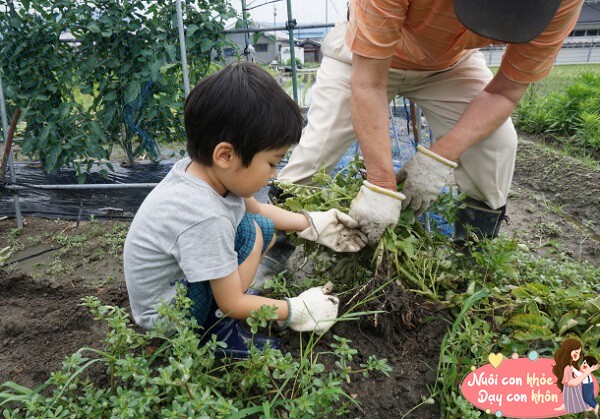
[1,136,598,417]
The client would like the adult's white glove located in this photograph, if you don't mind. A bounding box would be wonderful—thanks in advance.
[298,209,368,252]
[280,282,338,334]
[348,181,406,244]
[396,145,458,216]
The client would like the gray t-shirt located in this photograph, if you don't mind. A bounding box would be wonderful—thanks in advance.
[124,157,245,330]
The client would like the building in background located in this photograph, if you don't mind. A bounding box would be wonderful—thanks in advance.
[223,23,290,64]
[481,1,600,65]
[298,39,322,63]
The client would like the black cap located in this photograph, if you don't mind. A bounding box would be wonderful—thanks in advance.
[454,0,562,44]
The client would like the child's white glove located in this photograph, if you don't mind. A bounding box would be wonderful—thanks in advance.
[298,209,367,252]
[280,282,339,335]
[349,181,406,244]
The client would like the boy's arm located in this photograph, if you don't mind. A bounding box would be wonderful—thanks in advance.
[210,268,289,320]
[244,197,368,252]
[209,270,339,335]
[245,197,309,231]
[246,198,368,252]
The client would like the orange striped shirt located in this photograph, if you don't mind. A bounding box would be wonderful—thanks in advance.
[346,0,584,83]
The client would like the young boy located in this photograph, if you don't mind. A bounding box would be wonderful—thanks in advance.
[124,63,367,358]
[581,356,599,414]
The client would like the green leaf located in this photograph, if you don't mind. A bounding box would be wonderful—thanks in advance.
[103,91,117,102]
[87,22,101,33]
[513,326,555,341]
[165,44,177,61]
[187,24,199,36]
[124,82,141,104]
[150,61,163,82]
[557,311,582,335]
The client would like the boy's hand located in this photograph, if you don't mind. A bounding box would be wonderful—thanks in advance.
[280,282,338,334]
[298,209,368,252]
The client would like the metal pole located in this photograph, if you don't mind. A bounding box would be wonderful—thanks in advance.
[241,0,251,62]
[176,0,190,96]
[225,23,334,34]
[285,0,298,103]
[273,6,277,61]
[4,183,158,191]
[0,70,23,229]
[325,0,329,34]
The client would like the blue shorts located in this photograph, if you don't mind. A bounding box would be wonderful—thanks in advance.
[234,212,275,265]
[187,213,275,326]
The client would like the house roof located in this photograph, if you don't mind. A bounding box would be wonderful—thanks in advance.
[298,39,322,47]
[578,3,600,25]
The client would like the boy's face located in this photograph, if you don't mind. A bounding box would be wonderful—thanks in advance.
[226,146,288,198]
[582,360,589,370]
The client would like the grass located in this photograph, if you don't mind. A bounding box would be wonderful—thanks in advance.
[509,64,600,160]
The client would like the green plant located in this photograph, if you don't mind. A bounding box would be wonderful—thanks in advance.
[0,246,12,266]
[514,70,600,159]
[0,285,392,417]
[273,159,600,415]
[0,0,235,176]
[284,58,303,68]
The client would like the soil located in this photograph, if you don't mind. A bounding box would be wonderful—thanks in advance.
[0,136,598,417]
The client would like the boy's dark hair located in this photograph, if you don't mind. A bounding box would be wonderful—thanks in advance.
[184,62,303,167]
[584,355,598,367]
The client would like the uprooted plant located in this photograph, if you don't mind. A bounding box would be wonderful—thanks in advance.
[274,157,600,416]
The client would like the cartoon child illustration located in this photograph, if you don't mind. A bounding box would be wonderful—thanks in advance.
[552,339,599,414]
[581,356,599,414]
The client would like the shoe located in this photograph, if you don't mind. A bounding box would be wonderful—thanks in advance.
[200,302,281,359]
[267,183,294,205]
[454,197,508,245]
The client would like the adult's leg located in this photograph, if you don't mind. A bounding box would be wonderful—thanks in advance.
[277,56,357,184]
[277,15,358,185]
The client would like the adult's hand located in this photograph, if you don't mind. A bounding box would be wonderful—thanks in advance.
[396,145,457,216]
[349,181,405,244]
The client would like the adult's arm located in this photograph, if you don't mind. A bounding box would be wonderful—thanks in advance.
[428,69,529,162]
[350,54,396,190]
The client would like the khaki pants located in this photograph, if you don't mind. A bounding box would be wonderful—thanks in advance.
[277,19,517,210]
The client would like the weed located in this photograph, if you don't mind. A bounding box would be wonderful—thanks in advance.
[515,71,600,159]
[0,285,391,417]
[0,246,12,266]
[536,221,563,238]
[48,258,75,278]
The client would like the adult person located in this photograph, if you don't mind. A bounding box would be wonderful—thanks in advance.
[277,0,584,244]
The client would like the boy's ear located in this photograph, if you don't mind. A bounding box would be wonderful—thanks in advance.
[213,142,235,169]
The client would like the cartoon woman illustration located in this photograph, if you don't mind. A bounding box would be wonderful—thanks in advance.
[552,339,599,414]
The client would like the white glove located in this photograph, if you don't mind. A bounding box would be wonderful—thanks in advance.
[348,181,406,244]
[396,145,458,216]
[280,282,339,335]
[298,209,368,252]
